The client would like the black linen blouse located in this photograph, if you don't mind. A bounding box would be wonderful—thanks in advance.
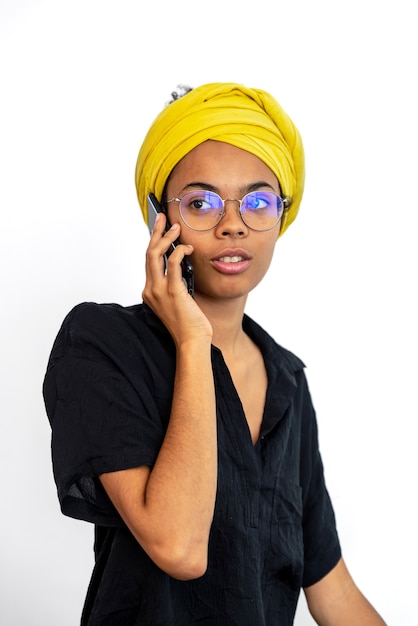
[43,302,341,625]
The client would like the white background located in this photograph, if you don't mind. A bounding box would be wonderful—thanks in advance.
[1,1,416,624]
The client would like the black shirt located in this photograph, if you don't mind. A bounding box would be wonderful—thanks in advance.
[43,302,341,625]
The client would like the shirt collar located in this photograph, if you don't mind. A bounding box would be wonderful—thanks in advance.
[142,304,305,437]
[242,314,305,438]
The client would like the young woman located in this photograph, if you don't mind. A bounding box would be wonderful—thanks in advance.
[43,83,386,625]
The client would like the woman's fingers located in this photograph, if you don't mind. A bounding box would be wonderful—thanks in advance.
[144,214,193,298]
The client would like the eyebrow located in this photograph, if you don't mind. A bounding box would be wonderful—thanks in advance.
[180,180,277,195]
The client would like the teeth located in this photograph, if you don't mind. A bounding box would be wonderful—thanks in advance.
[219,256,244,263]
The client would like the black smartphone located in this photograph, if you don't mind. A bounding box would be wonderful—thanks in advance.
[147,193,194,297]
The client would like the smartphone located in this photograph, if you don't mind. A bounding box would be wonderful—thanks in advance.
[147,193,194,297]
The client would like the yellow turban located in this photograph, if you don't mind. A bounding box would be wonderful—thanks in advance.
[135,82,305,236]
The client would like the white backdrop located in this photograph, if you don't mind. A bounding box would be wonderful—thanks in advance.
[1,1,416,624]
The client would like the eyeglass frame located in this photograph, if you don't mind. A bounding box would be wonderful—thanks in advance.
[164,190,292,232]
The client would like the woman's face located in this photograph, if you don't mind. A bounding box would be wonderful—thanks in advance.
[165,140,282,302]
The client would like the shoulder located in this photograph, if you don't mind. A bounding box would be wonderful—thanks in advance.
[47,302,166,363]
[50,302,137,350]
[44,302,176,416]
[62,301,144,333]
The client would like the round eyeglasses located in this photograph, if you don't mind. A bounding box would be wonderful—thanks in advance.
[165,190,290,232]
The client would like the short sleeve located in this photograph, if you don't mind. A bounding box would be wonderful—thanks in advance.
[43,303,173,526]
[299,373,342,587]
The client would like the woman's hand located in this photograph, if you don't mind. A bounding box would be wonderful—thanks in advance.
[142,212,213,346]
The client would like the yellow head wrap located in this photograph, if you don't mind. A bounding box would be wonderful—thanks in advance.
[135,82,305,236]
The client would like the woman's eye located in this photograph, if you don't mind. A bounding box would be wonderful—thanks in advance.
[190,198,211,211]
[247,197,267,210]
[185,193,216,212]
[244,193,274,212]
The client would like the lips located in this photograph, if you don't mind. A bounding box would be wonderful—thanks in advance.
[211,249,251,274]
[213,248,250,262]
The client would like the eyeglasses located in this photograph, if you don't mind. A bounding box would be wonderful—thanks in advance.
[165,190,290,232]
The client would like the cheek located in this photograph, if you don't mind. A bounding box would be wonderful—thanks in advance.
[177,224,205,250]
[166,206,178,228]
[253,238,278,283]
[260,236,278,266]
[177,232,205,276]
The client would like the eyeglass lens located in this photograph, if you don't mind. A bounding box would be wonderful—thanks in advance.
[178,191,283,231]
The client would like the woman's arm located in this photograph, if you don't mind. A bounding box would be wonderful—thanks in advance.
[100,215,218,581]
[304,557,387,625]
[100,335,216,581]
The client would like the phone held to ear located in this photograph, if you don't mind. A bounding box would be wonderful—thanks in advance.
[147,193,194,298]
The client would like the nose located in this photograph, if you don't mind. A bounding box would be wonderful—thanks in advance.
[215,200,248,237]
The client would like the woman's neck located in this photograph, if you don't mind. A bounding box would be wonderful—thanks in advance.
[194,292,248,358]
